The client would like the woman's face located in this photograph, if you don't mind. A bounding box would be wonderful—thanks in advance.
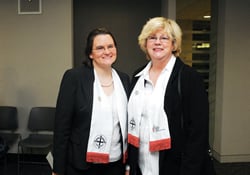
[90,34,117,69]
[146,29,174,62]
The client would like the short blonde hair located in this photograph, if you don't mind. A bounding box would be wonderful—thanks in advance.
[138,17,182,58]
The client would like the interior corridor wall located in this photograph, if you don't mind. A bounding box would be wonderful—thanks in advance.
[212,0,250,162]
[0,0,72,152]
[73,0,161,77]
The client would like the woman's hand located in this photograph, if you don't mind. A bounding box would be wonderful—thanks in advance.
[125,165,130,175]
[125,170,130,175]
[52,172,60,175]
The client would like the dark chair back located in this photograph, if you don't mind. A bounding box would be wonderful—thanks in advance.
[0,106,18,131]
[28,107,55,132]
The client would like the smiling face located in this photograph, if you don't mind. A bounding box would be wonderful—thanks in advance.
[90,34,117,69]
[145,29,174,63]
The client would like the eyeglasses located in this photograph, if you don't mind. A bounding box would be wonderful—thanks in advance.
[93,44,116,53]
[147,35,170,43]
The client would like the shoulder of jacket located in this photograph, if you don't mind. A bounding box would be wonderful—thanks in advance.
[116,69,130,80]
[65,64,92,75]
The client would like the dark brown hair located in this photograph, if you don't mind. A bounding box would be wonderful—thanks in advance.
[83,27,117,67]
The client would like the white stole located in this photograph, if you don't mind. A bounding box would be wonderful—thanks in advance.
[86,69,128,163]
[128,62,172,152]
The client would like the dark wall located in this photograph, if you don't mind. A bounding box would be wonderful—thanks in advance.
[73,0,161,77]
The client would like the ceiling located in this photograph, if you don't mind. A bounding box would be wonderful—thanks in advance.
[176,0,211,20]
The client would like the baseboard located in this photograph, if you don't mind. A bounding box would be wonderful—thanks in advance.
[213,151,250,163]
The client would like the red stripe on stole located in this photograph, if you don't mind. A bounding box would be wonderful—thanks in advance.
[86,152,109,163]
[149,138,171,152]
[128,134,139,147]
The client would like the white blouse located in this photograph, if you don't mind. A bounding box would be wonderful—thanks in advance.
[138,56,176,175]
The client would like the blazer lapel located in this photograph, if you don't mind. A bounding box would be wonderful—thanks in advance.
[166,58,183,88]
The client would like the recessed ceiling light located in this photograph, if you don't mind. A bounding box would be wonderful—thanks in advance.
[203,15,211,19]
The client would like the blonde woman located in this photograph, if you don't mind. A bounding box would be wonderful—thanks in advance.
[127,17,212,175]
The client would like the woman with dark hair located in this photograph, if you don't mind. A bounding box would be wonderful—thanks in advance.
[52,27,130,175]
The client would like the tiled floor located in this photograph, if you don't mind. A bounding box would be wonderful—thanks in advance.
[1,154,250,175]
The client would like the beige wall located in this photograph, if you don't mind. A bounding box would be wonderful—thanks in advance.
[0,0,72,152]
[212,0,250,162]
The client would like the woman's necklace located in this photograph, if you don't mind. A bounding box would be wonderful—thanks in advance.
[101,80,113,87]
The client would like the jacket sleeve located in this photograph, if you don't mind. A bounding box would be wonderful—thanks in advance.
[180,67,209,175]
[53,70,76,174]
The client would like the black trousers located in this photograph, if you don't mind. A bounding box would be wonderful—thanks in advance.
[66,159,125,175]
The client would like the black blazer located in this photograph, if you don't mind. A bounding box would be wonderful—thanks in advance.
[128,58,209,175]
[53,64,130,174]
